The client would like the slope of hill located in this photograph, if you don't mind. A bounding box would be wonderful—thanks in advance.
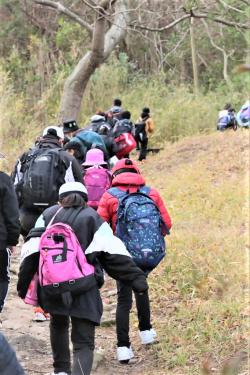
[1,129,249,375]
[141,130,249,374]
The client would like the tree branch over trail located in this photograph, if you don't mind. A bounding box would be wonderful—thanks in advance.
[34,0,93,35]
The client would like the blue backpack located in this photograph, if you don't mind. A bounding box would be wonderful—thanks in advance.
[109,186,166,271]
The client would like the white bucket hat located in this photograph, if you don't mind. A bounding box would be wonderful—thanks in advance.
[42,126,64,140]
[59,182,88,200]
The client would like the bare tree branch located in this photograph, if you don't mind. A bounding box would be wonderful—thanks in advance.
[202,19,224,53]
[33,0,94,34]
[216,0,244,13]
[130,14,191,32]
[130,6,249,33]
[81,0,117,16]
[238,0,250,5]
[202,19,234,83]
[192,10,250,29]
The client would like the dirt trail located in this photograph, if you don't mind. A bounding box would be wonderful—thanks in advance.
[1,248,161,375]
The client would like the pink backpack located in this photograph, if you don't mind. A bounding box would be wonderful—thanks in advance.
[83,166,111,209]
[24,273,39,306]
[39,211,95,301]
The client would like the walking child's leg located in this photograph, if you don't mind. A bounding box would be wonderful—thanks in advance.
[138,138,148,161]
[71,317,95,375]
[50,314,71,374]
[134,289,152,332]
[0,248,11,313]
[116,281,133,348]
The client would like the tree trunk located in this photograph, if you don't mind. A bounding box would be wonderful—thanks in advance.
[59,0,128,122]
[190,17,199,95]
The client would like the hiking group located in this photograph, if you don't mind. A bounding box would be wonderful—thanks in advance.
[0,98,172,375]
[217,100,250,131]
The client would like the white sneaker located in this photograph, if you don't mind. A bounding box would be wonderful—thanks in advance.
[150,328,157,338]
[33,311,49,322]
[117,346,134,363]
[139,328,157,344]
[50,372,69,375]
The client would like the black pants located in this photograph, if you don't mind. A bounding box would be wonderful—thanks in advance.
[116,281,151,348]
[50,314,95,375]
[138,138,148,161]
[0,248,11,313]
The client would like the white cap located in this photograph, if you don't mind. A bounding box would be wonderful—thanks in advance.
[91,114,105,122]
[42,126,64,140]
[59,182,88,198]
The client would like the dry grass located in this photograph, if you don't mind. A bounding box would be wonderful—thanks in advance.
[136,130,249,374]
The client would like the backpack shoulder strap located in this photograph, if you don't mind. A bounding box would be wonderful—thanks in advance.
[52,206,83,227]
[47,207,63,227]
[139,185,150,195]
[108,187,127,201]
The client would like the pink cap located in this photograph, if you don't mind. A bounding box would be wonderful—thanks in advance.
[82,148,107,166]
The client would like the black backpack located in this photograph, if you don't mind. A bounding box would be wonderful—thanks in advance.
[21,147,64,209]
[135,121,146,141]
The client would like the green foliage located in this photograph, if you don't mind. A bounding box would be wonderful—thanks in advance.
[0,67,41,170]
[55,18,89,64]
[0,0,34,57]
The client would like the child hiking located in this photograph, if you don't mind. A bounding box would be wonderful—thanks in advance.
[217,103,237,131]
[97,158,172,363]
[17,182,148,375]
[135,107,155,162]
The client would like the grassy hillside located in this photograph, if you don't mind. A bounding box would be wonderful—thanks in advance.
[137,129,249,374]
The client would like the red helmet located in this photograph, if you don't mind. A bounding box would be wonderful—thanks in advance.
[112,158,140,177]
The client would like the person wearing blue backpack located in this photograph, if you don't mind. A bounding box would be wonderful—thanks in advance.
[97,158,172,364]
[217,103,237,131]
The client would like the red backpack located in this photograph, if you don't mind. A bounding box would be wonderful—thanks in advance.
[114,133,136,159]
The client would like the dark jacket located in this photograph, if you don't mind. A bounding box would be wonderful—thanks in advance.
[100,134,119,159]
[17,205,148,325]
[0,172,20,249]
[0,333,26,375]
[12,135,83,206]
[71,130,108,162]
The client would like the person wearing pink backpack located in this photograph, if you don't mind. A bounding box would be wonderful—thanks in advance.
[17,182,148,375]
[82,148,112,210]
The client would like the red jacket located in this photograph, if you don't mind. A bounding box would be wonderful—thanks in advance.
[97,172,172,234]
